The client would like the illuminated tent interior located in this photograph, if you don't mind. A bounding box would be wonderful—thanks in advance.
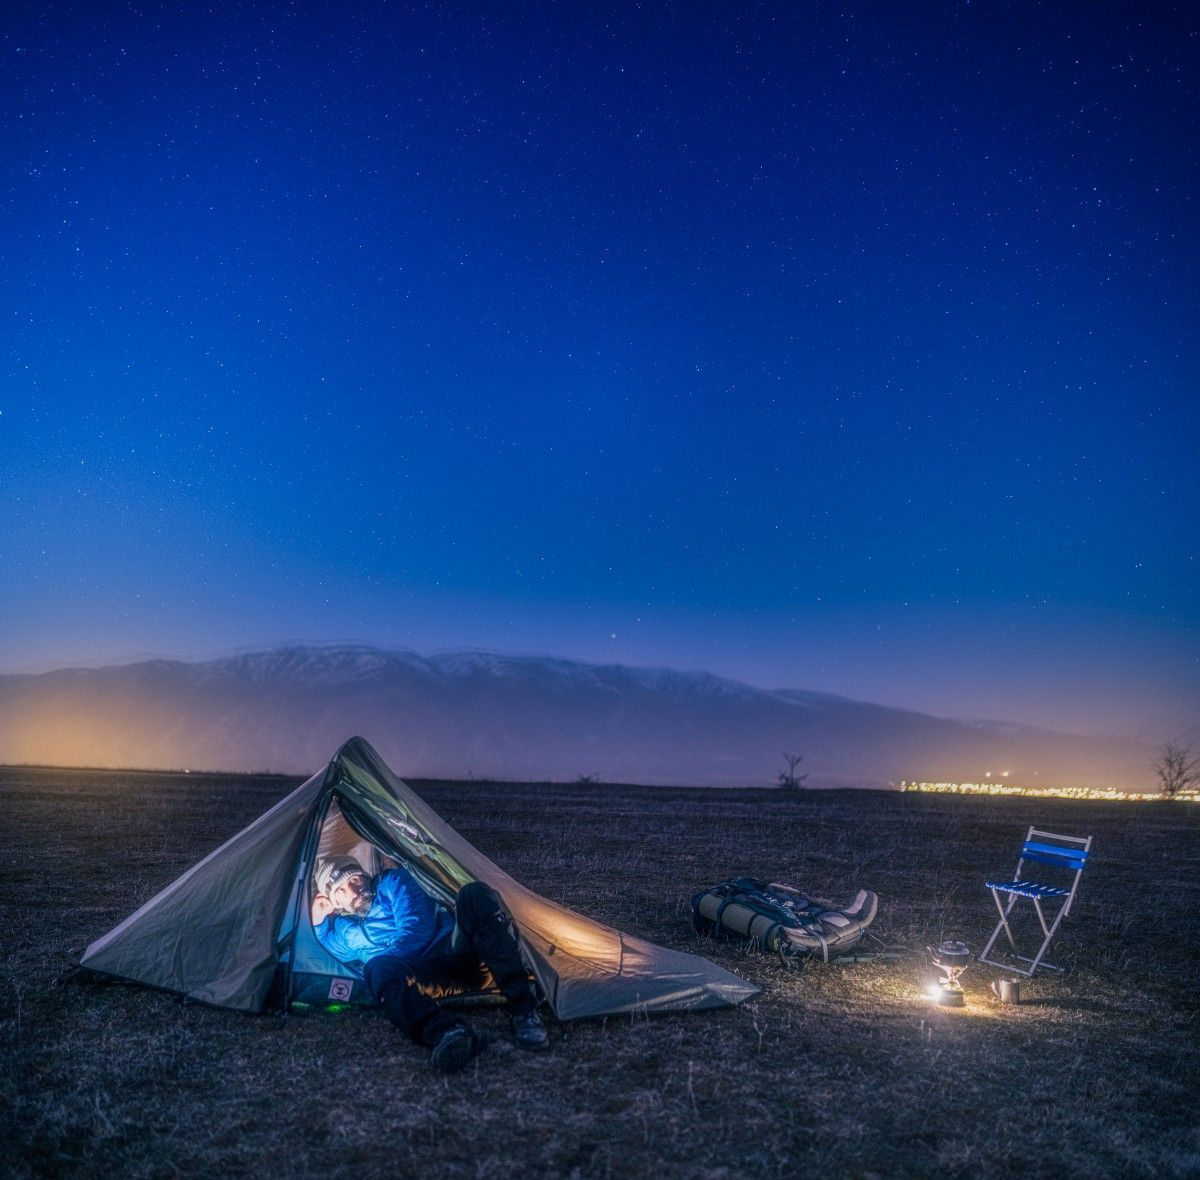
[80,737,759,1018]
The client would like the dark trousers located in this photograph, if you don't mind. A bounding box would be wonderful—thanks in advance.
[362,881,537,1046]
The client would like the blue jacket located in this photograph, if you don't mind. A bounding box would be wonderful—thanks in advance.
[315,867,454,966]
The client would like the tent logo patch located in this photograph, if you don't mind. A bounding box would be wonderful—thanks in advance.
[328,978,353,1002]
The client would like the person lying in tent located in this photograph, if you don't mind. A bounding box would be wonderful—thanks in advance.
[310,855,549,1073]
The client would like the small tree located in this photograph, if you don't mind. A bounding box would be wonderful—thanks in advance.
[778,752,808,790]
[1154,742,1200,799]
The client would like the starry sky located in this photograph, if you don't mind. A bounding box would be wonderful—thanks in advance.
[2,1,1197,737]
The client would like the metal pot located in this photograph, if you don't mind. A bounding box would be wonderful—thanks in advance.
[930,939,971,972]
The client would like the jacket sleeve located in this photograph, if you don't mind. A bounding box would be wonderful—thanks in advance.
[314,913,374,963]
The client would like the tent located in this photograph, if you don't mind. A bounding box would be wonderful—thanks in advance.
[81,737,759,1019]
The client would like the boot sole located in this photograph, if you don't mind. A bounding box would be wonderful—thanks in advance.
[430,1029,488,1073]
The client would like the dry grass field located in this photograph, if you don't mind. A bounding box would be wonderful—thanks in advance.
[1,765,1197,1179]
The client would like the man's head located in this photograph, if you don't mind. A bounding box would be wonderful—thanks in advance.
[313,855,375,916]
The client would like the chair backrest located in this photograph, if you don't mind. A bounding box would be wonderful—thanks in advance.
[1019,828,1090,871]
[1016,827,1092,911]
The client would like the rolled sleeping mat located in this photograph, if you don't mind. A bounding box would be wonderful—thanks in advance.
[695,895,786,948]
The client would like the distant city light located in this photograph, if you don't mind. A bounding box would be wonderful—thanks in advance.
[900,781,1198,802]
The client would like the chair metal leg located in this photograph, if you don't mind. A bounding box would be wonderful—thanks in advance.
[1013,954,1065,973]
[978,889,1019,969]
[978,894,1068,976]
[1022,903,1067,976]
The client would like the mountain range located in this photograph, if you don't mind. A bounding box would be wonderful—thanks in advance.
[0,644,1156,788]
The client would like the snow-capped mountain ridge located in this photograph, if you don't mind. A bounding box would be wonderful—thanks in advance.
[0,644,1154,788]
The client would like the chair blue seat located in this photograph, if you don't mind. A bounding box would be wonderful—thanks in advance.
[987,878,1071,899]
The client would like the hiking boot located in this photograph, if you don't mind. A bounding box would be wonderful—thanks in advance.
[429,1024,488,1074]
[510,1008,550,1051]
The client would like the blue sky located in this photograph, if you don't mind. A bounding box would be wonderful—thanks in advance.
[2,1,1196,736]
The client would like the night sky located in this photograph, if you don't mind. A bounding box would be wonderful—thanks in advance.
[2,2,1196,737]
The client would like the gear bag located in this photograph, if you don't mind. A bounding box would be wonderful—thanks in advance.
[691,877,878,962]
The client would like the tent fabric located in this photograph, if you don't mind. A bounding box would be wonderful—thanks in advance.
[81,737,760,1019]
[81,767,327,1009]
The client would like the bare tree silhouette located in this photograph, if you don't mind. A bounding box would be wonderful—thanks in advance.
[777,752,808,790]
[1154,742,1200,798]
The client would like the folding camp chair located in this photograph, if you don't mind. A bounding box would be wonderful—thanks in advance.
[978,827,1091,977]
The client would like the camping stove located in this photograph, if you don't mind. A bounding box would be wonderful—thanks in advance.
[927,939,971,1006]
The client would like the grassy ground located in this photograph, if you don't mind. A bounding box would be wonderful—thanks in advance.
[1,766,1197,1179]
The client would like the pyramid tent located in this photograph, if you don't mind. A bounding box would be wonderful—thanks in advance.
[81,737,759,1018]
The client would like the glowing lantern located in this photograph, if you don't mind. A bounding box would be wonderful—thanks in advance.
[927,939,970,1006]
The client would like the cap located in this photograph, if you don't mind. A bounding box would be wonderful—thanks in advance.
[313,855,365,900]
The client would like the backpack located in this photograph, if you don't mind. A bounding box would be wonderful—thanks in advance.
[691,877,879,961]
